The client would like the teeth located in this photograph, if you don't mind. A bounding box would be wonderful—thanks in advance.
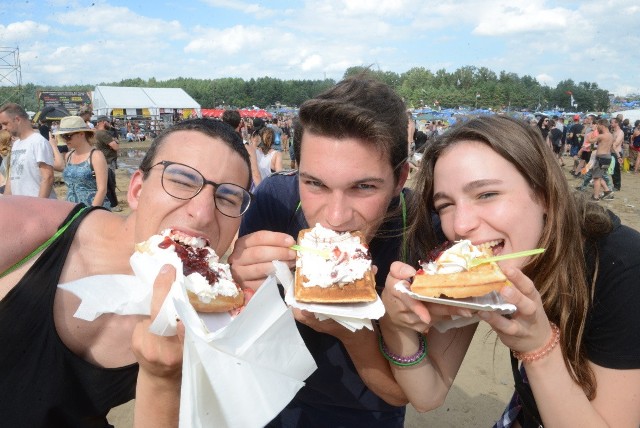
[162,229,208,248]
[476,240,503,252]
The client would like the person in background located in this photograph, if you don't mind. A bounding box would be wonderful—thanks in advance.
[78,109,95,129]
[50,116,111,208]
[222,109,261,188]
[95,116,122,211]
[629,120,640,174]
[0,102,56,198]
[255,126,283,182]
[380,115,640,427]
[38,119,50,141]
[0,129,12,193]
[609,117,624,191]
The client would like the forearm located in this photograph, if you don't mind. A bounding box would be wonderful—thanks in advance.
[379,317,476,412]
[341,327,408,406]
[134,369,181,428]
[525,348,609,427]
[39,173,54,198]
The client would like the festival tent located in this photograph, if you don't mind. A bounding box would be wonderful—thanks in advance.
[92,86,201,119]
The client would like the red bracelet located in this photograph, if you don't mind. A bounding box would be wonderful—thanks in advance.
[512,322,560,363]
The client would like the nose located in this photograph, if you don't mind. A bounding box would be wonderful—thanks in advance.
[324,192,353,229]
[450,202,480,240]
[186,185,219,227]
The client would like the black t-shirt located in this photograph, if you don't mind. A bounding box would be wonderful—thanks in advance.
[568,123,584,146]
[584,212,640,368]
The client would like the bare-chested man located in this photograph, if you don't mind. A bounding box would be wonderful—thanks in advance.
[610,117,625,190]
[591,119,614,201]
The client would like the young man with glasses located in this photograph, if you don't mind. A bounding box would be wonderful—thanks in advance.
[0,102,56,198]
[0,118,252,427]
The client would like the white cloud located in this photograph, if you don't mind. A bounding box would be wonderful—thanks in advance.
[0,21,51,43]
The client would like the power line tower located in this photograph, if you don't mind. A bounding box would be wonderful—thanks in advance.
[0,47,23,105]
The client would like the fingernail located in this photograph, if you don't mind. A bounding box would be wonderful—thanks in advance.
[460,309,473,318]
[160,264,171,273]
[502,286,515,298]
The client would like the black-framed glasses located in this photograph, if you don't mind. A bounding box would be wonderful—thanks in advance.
[144,160,252,218]
[61,133,78,141]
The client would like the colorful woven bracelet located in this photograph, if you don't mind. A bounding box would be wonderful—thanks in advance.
[378,333,427,367]
[512,322,561,363]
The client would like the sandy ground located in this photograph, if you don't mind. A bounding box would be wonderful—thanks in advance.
[85,141,639,427]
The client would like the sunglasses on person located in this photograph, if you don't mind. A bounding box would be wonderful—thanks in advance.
[61,133,78,141]
[142,160,253,218]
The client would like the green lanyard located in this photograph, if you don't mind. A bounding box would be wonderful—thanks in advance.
[0,206,89,279]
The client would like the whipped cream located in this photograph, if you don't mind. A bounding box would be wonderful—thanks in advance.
[421,240,487,274]
[137,229,239,301]
[297,224,371,288]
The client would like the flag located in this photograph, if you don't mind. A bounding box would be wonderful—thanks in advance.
[565,90,573,95]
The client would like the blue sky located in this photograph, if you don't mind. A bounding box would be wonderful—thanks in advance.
[1,0,639,96]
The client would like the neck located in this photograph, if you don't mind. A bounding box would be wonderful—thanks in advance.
[18,126,34,140]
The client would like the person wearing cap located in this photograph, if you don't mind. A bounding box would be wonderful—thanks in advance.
[0,102,57,198]
[50,116,111,208]
[95,115,122,211]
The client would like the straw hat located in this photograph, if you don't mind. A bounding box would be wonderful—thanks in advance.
[53,116,95,135]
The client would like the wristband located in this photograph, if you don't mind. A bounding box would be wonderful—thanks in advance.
[379,332,427,367]
[512,322,560,363]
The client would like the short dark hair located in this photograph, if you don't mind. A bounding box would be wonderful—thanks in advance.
[294,73,408,182]
[0,102,29,120]
[221,110,241,130]
[139,118,251,189]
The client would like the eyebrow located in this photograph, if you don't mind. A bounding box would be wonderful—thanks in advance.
[433,179,504,203]
[298,171,386,186]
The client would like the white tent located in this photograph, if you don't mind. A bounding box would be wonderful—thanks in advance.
[92,86,201,119]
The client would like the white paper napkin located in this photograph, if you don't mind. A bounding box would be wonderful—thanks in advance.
[273,261,386,331]
[58,256,317,428]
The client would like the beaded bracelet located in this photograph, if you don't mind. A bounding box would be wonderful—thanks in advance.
[378,333,427,367]
[512,322,561,363]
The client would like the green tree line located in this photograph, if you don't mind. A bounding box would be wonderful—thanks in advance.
[0,65,610,114]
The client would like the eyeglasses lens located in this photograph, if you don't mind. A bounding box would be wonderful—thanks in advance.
[161,162,250,217]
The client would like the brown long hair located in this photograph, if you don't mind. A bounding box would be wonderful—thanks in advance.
[259,127,275,155]
[409,115,612,399]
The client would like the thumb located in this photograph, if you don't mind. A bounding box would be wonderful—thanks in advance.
[150,264,176,319]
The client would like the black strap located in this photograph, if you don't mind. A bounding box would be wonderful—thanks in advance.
[511,354,543,427]
[66,149,96,178]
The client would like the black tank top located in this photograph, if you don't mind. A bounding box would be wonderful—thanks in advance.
[0,204,138,428]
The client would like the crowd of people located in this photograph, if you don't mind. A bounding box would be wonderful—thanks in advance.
[0,74,639,428]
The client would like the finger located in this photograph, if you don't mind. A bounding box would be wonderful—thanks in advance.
[500,268,539,317]
[388,261,417,283]
[236,230,296,250]
[150,264,176,319]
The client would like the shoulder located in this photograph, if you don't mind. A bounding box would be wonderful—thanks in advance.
[240,173,299,235]
[0,197,77,271]
[585,218,640,368]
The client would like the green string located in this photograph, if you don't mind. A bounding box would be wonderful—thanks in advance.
[400,191,407,263]
[0,206,89,279]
